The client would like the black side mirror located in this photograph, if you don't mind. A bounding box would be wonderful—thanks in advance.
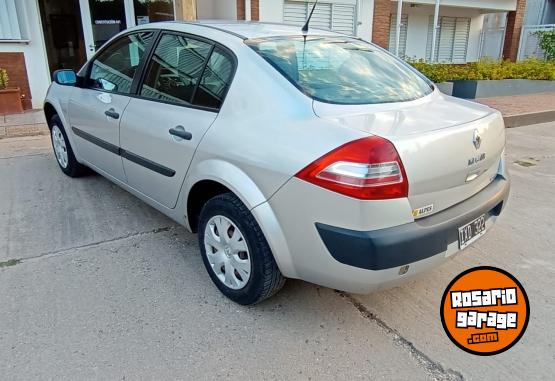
[53,70,77,86]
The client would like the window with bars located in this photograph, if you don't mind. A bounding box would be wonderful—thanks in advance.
[0,0,28,41]
[426,16,471,63]
[388,14,408,58]
[283,1,357,36]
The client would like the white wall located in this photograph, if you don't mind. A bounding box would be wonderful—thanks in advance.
[259,0,283,22]
[403,0,517,12]
[358,0,375,41]
[0,0,50,109]
[400,4,485,62]
[259,0,375,39]
[197,0,238,20]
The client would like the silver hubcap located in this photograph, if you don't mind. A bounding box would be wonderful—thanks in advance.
[204,215,251,290]
[52,125,68,169]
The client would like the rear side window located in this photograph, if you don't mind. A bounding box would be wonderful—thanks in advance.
[89,32,154,94]
[246,36,433,105]
[193,47,234,109]
[140,33,212,105]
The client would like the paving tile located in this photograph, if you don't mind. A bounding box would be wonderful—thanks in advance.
[475,92,555,116]
[5,123,49,138]
[4,110,46,126]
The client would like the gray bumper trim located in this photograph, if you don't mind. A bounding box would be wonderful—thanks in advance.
[316,176,510,271]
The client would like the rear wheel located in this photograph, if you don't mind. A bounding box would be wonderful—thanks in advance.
[198,193,285,305]
[49,115,86,177]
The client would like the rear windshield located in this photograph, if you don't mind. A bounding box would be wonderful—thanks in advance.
[246,36,433,105]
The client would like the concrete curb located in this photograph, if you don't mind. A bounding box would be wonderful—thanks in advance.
[504,110,555,128]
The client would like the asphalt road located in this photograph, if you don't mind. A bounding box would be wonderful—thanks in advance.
[1,123,554,380]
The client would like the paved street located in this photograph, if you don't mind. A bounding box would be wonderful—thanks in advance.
[1,123,554,380]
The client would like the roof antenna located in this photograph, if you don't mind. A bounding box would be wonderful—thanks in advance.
[302,0,319,35]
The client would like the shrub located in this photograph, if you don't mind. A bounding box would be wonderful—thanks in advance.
[534,29,555,61]
[0,68,8,90]
[408,59,555,82]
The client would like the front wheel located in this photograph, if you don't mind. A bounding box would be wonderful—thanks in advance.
[49,115,86,177]
[198,193,285,305]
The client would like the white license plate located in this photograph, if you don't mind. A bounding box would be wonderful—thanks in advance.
[458,214,487,249]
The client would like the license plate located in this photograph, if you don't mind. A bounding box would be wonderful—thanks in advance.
[458,214,487,249]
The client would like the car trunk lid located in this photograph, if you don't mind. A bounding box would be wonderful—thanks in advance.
[313,91,506,216]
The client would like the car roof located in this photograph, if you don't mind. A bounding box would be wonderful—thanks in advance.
[151,20,340,40]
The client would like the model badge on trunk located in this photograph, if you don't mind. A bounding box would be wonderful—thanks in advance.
[468,153,486,166]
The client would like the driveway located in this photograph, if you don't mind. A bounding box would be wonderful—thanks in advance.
[1,123,554,380]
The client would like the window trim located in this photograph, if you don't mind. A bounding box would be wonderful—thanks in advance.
[134,30,238,113]
[78,28,238,113]
[81,29,161,97]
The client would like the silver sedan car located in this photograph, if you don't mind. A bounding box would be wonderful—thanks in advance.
[44,22,509,305]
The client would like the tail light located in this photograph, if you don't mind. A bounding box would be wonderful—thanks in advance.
[295,136,408,200]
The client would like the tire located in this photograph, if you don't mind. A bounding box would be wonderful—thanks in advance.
[49,115,87,177]
[198,193,286,305]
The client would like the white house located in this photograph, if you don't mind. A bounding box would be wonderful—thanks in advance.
[385,0,518,62]
[0,0,528,111]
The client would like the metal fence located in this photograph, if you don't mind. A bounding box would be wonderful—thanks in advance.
[518,24,555,60]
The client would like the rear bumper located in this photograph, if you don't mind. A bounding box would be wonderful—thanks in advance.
[316,175,510,271]
[262,174,509,294]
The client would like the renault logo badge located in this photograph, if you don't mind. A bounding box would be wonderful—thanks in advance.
[473,130,482,150]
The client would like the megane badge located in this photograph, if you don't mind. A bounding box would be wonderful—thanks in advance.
[473,130,482,150]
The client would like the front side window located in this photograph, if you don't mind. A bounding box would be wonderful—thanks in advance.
[140,33,212,105]
[246,36,433,105]
[89,32,154,94]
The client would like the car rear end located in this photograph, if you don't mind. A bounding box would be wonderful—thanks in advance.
[248,35,509,293]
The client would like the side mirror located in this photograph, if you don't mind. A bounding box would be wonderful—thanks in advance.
[53,70,77,86]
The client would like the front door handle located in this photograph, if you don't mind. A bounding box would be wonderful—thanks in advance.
[104,108,120,119]
[169,126,192,141]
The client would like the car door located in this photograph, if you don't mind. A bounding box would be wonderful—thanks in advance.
[69,31,155,181]
[120,32,236,208]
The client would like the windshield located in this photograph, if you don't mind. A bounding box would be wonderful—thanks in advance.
[246,36,433,105]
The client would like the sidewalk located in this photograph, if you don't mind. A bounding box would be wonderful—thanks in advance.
[1,92,554,138]
[475,92,555,128]
[0,110,48,139]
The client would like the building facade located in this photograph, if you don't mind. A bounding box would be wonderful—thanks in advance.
[0,0,527,111]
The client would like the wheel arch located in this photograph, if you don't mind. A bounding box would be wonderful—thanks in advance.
[182,159,297,278]
[184,159,268,232]
[43,102,58,126]
[43,98,81,162]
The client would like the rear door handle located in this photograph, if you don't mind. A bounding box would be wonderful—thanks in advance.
[169,126,192,141]
[104,108,120,119]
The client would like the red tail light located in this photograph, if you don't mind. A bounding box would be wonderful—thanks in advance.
[295,136,409,200]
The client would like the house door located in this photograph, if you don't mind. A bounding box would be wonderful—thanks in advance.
[80,0,177,60]
[38,0,88,75]
[80,0,128,60]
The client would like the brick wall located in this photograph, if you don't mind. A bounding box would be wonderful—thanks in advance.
[372,0,391,49]
[251,0,259,21]
[236,0,258,21]
[0,53,32,110]
[502,0,527,61]
[237,0,245,20]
